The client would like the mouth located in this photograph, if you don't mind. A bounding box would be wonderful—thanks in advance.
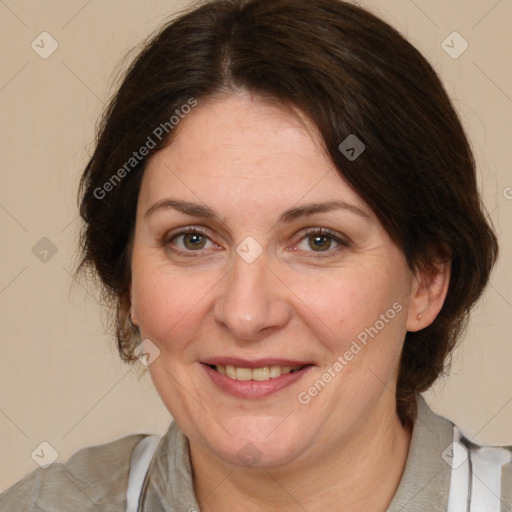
[207,363,306,381]
[200,359,314,398]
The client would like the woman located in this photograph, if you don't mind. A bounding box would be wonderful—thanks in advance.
[1,0,509,510]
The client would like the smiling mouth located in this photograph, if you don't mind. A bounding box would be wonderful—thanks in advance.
[208,364,307,381]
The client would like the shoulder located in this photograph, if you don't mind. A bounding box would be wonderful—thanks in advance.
[0,433,147,512]
[391,396,512,511]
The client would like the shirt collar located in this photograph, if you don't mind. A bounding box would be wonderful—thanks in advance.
[386,395,453,511]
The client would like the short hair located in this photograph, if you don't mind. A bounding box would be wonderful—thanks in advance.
[77,0,498,428]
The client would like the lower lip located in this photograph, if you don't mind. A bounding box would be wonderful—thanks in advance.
[201,363,313,398]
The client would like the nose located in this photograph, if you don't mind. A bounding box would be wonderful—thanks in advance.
[212,250,292,340]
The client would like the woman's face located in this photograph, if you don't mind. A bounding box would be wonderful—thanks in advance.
[130,92,419,469]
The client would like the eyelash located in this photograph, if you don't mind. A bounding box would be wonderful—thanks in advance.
[161,226,349,258]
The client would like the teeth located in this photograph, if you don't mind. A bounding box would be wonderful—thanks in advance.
[214,364,303,381]
[270,365,284,378]
[226,365,236,379]
[236,367,252,381]
[252,366,270,381]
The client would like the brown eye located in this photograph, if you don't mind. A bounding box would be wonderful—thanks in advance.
[182,232,207,250]
[294,228,348,256]
[166,228,216,253]
[307,234,333,251]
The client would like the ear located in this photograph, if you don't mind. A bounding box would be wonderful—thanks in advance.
[406,257,451,332]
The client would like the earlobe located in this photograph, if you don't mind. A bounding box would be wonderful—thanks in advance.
[406,258,451,332]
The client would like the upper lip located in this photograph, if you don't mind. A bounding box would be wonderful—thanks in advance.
[201,357,313,369]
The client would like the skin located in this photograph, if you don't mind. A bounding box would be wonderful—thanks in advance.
[130,92,450,512]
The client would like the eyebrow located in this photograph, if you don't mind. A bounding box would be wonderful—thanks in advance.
[279,200,370,222]
[144,199,370,223]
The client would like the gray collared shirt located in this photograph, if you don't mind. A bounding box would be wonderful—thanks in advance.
[1,396,510,511]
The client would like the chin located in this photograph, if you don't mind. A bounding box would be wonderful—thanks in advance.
[197,417,312,469]
[216,438,305,469]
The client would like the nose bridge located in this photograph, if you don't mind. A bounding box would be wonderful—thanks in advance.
[213,249,290,339]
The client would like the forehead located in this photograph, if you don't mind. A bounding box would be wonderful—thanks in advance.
[140,93,368,213]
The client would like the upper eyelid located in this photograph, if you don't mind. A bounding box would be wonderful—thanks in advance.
[164,225,223,243]
[296,228,345,243]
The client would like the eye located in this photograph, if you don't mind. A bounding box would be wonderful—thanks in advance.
[164,227,217,253]
[294,228,348,256]
[161,226,348,258]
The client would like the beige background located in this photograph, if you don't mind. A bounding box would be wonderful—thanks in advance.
[0,0,511,491]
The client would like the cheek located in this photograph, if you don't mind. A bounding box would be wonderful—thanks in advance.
[286,264,407,345]
[288,265,410,401]
[130,260,220,353]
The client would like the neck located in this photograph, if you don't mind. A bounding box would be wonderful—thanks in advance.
[190,399,412,512]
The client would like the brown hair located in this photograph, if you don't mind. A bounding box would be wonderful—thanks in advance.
[77,0,498,428]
